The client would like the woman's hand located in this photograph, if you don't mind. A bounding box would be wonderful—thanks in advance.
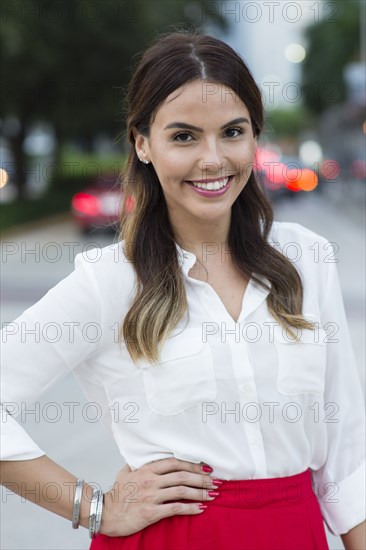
[99,458,220,537]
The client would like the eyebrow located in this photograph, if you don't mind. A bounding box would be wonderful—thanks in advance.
[163,117,250,132]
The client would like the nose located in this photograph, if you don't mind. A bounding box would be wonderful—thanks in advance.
[199,139,225,175]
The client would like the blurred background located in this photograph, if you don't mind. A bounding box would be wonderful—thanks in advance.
[1,0,365,548]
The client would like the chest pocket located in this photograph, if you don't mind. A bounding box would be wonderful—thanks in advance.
[274,316,327,396]
[140,328,217,415]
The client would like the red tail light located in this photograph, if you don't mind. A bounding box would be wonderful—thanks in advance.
[72,193,100,216]
[284,168,318,192]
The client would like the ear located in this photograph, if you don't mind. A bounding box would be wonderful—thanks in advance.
[133,129,151,164]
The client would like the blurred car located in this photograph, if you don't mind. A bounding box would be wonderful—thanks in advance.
[71,173,133,234]
[255,149,318,202]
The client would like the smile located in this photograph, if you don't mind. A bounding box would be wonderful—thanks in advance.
[189,177,228,190]
[184,176,233,197]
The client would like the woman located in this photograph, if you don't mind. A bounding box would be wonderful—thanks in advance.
[1,32,365,550]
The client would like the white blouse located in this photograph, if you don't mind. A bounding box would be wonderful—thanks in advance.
[1,221,365,536]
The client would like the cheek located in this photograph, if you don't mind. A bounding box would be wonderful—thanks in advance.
[240,141,257,169]
[155,150,192,181]
[242,138,257,156]
[229,145,256,184]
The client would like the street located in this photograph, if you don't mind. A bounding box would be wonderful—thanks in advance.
[1,190,365,549]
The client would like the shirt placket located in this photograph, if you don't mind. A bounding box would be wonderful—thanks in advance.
[178,244,271,478]
[233,279,271,478]
[228,337,267,478]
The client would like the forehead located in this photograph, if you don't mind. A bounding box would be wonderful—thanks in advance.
[152,79,251,125]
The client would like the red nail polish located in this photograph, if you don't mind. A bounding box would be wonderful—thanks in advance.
[198,504,208,510]
[202,465,213,473]
[207,491,219,497]
[212,479,223,486]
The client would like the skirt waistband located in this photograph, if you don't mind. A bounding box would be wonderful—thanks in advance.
[196,468,315,509]
[90,468,329,550]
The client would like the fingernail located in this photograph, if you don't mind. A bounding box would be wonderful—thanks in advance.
[202,465,213,473]
[212,479,223,486]
[207,491,219,497]
[198,504,208,510]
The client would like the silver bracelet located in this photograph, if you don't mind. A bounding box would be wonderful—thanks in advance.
[89,488,103,538]
[89,487,99,538]
[72,478,84,529]
[95,491,104,536]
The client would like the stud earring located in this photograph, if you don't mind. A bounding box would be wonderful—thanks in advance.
[139,158,150,164]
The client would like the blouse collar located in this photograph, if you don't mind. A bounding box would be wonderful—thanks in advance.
[174,242,271,291]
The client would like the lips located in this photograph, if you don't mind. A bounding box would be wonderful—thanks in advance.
[184,175,233,197]
[185,175,234,191]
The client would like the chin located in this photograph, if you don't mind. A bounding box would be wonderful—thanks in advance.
[190,206,230,220]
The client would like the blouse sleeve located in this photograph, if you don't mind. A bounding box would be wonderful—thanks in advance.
[311,241,366,535]
[0,251,102,461]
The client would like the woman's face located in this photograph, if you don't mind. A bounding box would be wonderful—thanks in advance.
[135,79,257,226]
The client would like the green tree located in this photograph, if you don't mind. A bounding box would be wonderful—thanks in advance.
[301,0,361,115]
[264,107,312,139]
[0,0,226,198]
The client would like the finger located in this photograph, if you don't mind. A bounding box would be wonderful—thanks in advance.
[146,458,210,476]
[156,485,216,504]
[155,501,206,522]
[158,471,217,491]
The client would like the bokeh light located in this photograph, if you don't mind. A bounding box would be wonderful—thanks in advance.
[0,168,9,188]
[284,44,306,63]
[299,140,323,165]
[284,168,318,192]
[320,160,341,180]
[350,160,366,180]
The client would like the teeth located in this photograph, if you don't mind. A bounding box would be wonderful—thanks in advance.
[191,177,229,190]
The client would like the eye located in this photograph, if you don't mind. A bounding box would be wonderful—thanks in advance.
[172,132,194,142]
[225,127,244,138]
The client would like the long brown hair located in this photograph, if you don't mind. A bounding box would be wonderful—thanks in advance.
[117,31,315,364]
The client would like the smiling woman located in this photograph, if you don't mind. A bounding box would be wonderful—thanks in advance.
[134,82,255,230]
[1,31,365,550]
[120,33,317,367]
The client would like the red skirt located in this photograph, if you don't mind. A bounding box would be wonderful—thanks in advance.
[90,468,329,550]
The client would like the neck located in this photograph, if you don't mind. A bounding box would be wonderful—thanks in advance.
[172,213,231,264]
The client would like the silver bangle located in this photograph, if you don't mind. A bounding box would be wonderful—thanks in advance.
[89,488,104,538]
[72,478,83,529]
[95,491,104,536]
[89,487,99,538]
